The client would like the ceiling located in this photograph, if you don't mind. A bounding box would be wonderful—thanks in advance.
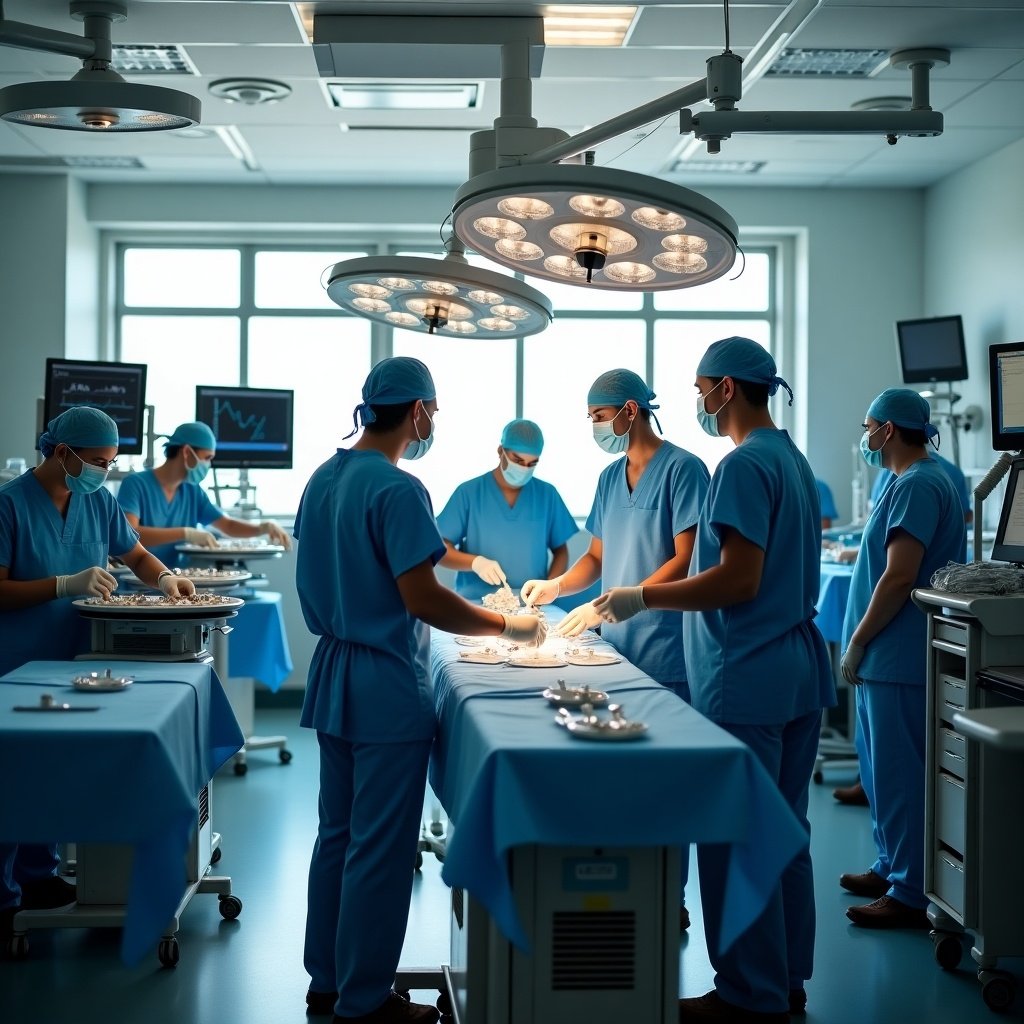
[0,0,1022,190]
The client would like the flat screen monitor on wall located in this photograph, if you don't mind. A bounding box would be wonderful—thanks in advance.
[989,342,1024,452]
[895,315,968,384]
[194,385,294,469]
[42,358,148,455]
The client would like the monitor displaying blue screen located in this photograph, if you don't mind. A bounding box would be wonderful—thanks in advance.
[195,385,294,469]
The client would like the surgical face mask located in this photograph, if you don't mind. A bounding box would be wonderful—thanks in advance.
[402,404,435,461]
[859,424,887,469]
[696,379,728,438]
[59,447,109,495]
[184,447,212,485]
[500,451,535,488]
[592,405,632,455]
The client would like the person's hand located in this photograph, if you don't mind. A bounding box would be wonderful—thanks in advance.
[58,566,117,600]
[593,586,647,624]
[260,521,292,549]
[159,573,196,599]
[471,555,507,587]
[184,527,219,548]
[520,578,560,606]
[556,602,601,638]
[500,613,547,646]
[837,547,859,564]
[841,642,866,686]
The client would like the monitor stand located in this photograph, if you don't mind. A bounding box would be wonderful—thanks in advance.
[211,468,262,518]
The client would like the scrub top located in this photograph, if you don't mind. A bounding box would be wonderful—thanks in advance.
[586,441,709,685]
[871,451,970,515]
[436,473,578,601]
[843,457,966,686]
[294,449,446,744]
[0,472,139,676]
[683,429,834,725]
[816,479,839,521]
[116,469,221,566]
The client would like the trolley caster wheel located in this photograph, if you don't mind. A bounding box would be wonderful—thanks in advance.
[812,770,824,784]
[158,937,180,968]
[932,933,962,971]
[210,846,222,865]
[279,749,293,765]
[436,990,452,1016]
[233,761,248,777]
[980,971,1016,1013]
[219,895,243,921]
[7,933,29,958]
[414,851,423,871]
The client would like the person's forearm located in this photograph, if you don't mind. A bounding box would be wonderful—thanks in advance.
[413,584,506,636]
[557,553,602,596]
[849,572,915,647]
[642,562,759,612]
[439,542,477,572]
[641,552,692,587]
[122,550,171,588]
[0,577,59,611]
[135,524,189,548]
[216,518,261,539]
[548,546,569,579]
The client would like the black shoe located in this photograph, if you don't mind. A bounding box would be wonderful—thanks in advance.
[832,780,869,806]
[333,992,439,1024]
[839,869,889,899]
[19,876,76,910]
[307,990,337,1016]
[789,988,807,1015]
[680,905,691,931]
[846,895,930,929]
[678,990,789,1022]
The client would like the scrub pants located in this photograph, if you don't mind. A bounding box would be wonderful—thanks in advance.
[697,709,821,1014]
[0,843,60,911]
[854,679,927,909]
[304,732,433,1017]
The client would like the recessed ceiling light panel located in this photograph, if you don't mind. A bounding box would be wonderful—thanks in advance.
[453,164,737,291]
[326,82,480,110]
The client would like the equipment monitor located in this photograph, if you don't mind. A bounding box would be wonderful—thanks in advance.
[895,315,968,385]
[988,342,1024,451]
[992,457,1024,564]
[42,358,148,455]
[194,385,294,469]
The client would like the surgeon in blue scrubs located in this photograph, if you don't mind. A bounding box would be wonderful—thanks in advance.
[815,478,839,529]
[595,338,835,1023]
[294,358,545,1024]
[437,418,577,599]
[117,420,291,566]
[838,389,965,930]
[0,407,194,937]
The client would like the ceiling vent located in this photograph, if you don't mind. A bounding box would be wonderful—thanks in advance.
[766,48,890,78]
[111,44,196,75]
[209,78,292,105]
[671,159,765,175]
[0,154,143,168]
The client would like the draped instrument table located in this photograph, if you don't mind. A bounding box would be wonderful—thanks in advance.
[425,624,806,1024]
[0,660,243,966]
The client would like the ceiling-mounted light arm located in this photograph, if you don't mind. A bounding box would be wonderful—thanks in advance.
[0,0,125,63]
[498,35,535,128]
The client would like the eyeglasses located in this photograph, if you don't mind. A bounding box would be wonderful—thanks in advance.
[68,449,118,471]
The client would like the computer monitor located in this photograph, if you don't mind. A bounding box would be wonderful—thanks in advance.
[194,385,294,469]
[988,342,1024,451]
[895,315,968,384]
[992,457,1024,564]
[42,358,148,455]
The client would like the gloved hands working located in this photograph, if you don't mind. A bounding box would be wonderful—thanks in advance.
[841,642,866,686]
[183,527,219,548]
[556,602,601,638]
[259,521,292,549]
[520,577,561,607]
[593,586,647,623]
[57,566,117,600]
[158,571,196,599]
[500,613,547,646]
[472,555,508,588]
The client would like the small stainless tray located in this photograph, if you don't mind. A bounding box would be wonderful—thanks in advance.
[72,669,134,692]
[542,683,609,708]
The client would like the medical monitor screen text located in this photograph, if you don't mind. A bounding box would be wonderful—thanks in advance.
[42,358,148,455]
[895,316,968,384]
[992,460,1024,564]
[195,386,294,469]
[989,344,1024,451]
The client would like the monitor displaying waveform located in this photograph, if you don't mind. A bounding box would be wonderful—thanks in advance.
[42,358,148,455]
[195,385,294,469]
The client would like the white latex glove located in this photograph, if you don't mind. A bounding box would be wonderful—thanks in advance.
[556,602,602,638]
[471,555,507,587]
[159,573,196,598]
[183,527,219,548]
[520,578,560,607]
[593,586,647,624]
[841,642,866,686]
[259,521,292,549]
[501,613,548,646]
[57,566,117,600]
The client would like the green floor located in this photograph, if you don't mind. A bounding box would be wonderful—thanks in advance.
[2,708,1021,1023]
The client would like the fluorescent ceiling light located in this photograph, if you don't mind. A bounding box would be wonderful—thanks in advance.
[326,83,480,110]
[542,5,637,47]
[111,44,196,76]
[670,159,764,175]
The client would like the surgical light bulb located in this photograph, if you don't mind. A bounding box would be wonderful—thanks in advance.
[549,223,637,256]
[349,283,393,299]
[632,207,686,231]
[424,280,460,296]
[468,289,504,304]
[604,261,656,284]
[406,298,471,320]
[661,233,708,254]
[472,217,526,241]
[352,297,392,313]
[653,251,708,275]
[569,194,625,218]
[490,304,529,321]
[385,311,419,326]
[496,197,553,220]
[543,255,588,279]
[378,277,413,289]
[445,321,477,334]
[495,239,544,261]
[479,317,516,332]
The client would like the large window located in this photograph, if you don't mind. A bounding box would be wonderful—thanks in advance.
[115,245,776,518]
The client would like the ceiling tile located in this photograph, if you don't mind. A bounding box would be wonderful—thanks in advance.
[629,5,784,49]
[185,44,319,79]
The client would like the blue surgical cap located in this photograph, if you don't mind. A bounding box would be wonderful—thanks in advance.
[587,369,662,433]
[697,336,794,406]
[167,421,217,451]
[347,356,436,438]
[500,419,544,456]
[38,407,118,458]
[867,387,939,440]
